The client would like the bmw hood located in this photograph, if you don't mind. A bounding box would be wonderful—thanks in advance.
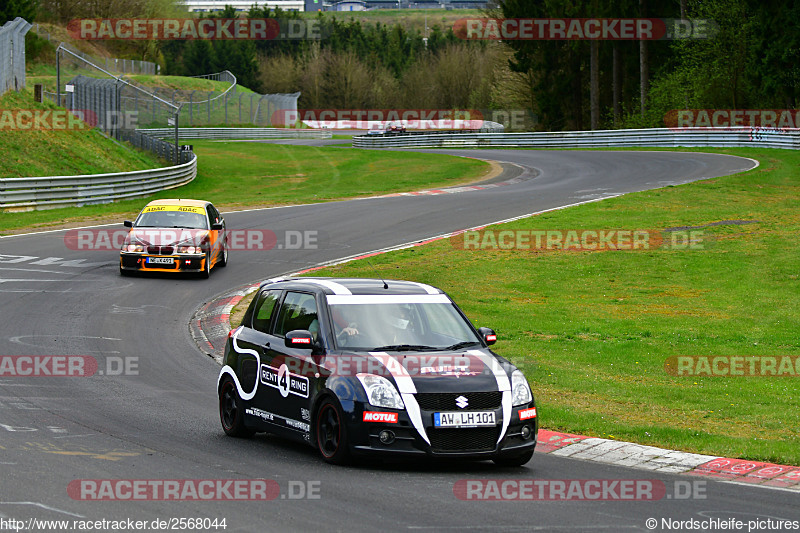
[127,228,208,247]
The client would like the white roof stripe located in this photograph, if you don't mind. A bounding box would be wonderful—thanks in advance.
[264,277,353,295]
[407,282,440,295]
[326,294,450,305]
[302,279,353,295]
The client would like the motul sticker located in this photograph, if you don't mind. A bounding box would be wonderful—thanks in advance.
[519,407,537,420]
[363,411,399,423]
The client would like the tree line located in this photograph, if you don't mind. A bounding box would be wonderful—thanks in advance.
[7,0,799,130]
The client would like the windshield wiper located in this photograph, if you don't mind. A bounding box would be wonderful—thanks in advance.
[443,341,481,351]
[372,344,441,352]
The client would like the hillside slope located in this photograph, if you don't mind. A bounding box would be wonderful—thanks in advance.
[0,89,162,178]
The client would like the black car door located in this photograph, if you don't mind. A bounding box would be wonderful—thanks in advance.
[233,289,281,428]
[255,291,322,439]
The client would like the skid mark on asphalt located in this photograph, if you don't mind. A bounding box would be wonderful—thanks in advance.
[23,441,140,461]
[8,335,121,354]
[0,501,84,518]
[111,304,172,314]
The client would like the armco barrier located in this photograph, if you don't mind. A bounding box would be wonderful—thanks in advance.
[138,128,332,140]
[0,154,197,211]
[353,127,800,150]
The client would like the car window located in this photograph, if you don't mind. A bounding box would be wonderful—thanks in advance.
[209,205,221,225]
[422,304,471,340]
[275,292,319,341]
[252,290,281,333]
[135,210,207,229]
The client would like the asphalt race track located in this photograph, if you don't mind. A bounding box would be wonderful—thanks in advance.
[2,149,797,532]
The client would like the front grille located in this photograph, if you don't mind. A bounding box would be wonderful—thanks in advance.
[428,427,499,453]
[414,392,502,411]
[147,246,174,255]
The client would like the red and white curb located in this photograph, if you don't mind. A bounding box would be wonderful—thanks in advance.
[190,282,259,364]
[539,430,800,490]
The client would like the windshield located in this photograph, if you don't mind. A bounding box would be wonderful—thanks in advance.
[329,300,482,351]
[135,210,207,229]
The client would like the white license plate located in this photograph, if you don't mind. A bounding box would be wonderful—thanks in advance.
[434,411,496,428]
[146,257,174,265]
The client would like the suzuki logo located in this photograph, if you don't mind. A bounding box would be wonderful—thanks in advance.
[455,395,469,409]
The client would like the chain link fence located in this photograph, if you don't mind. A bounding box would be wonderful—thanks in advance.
[176,89,300,127]
[32,24,158,76]
[1,17,32,95]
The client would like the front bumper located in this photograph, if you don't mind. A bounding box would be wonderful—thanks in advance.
[347,400,538,459]
[120,253,206,273]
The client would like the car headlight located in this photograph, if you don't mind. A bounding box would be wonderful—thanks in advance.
[177,245,199,254]
[357,373,405,410]
[123,244,144,253]
[511,369,533,406]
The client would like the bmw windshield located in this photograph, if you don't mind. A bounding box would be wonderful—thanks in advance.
[135,210,208,229]
[327,295,482,351]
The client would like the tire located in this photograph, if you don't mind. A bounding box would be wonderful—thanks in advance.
[492,450,533,467]
[119,266,129,277]
[201,252,211,279]
[219,378,254,438]
[218,242,228,267]
[315,398,350,465]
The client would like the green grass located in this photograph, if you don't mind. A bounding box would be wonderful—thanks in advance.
[126,75,249,93]
[0,89,162,180]
[0,140,489,233]
[307,147,800,466]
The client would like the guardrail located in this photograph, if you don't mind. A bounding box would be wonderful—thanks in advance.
[0,154,197,211]
[138,128,333,140]
[353,127,800,150]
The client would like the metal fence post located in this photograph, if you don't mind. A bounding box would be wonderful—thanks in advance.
[56,46,61,105]
[189,91,194,126]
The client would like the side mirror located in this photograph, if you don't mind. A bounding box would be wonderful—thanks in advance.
[478,327,497,346]
[285,330,314,349]
[211,222,223,231]
[123,220,133,228]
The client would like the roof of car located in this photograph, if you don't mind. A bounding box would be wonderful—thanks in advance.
[261,277,444,296]
[146,198,209,208]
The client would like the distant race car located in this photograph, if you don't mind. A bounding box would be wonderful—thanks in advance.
[217,277,538,466]
[385,121,407,134]
[119,199,227,277]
